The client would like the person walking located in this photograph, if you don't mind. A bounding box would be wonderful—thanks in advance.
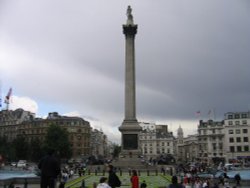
[38,149,61,188]
[97,177,111,188]
[168,176,184,188]
[107,165,121,188]
[130,170,139,188]
[234,173,241,186]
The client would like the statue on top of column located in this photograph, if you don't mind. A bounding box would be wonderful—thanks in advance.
[126,5,134,25]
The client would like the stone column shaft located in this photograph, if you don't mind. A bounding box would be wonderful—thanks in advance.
[125,35,136,121]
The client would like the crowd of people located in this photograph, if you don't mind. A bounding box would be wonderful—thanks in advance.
[37,150,243,188]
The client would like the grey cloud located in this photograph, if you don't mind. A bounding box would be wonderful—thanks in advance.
[1,0,250,135]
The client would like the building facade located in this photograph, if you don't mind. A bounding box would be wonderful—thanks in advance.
[0,109,91,158]
[197,120,225,164]
[90,128,108,158]
[139,122,175,160]
[176,126,199,163]
[224,112,250,164]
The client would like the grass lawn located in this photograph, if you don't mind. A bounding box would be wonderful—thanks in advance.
[66,173,171,188]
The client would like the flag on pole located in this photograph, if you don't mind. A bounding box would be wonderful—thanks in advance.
[196,110,201,116]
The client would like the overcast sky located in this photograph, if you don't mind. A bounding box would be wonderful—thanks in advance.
[1,0,250,143]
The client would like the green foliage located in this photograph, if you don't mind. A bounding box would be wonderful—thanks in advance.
[113,144,121,158]
[0,136,8,155]
[43,124,72,159]
[12,136,30,160]
[30,137,44,162]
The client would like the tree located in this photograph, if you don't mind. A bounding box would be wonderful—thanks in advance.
[30,138,44,162]
[12,136,30,160]
[43,124,72,159]
[112,144,121,158]
[0,136,8,161]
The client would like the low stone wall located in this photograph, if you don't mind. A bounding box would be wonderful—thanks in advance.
[0,177,40,187]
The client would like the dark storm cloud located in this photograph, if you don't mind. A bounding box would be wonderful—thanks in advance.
[1,0,250,134]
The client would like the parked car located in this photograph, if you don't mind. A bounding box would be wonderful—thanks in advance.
[10,162,17,167]
[17,160,27,167]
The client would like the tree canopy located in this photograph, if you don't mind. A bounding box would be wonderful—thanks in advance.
[43,124,72,159]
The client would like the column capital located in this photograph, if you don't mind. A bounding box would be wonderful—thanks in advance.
[123,24,137,36]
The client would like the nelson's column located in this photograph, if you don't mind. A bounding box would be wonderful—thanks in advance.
[119,6,142,158]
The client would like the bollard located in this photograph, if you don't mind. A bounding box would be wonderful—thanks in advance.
[81,179,85,188]
[170,167,173,176]
[24,178,28,188]
[95,169,97,176]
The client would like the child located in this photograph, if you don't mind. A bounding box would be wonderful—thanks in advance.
[97,177,111,188]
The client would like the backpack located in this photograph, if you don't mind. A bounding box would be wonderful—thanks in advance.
[114,174,121,187]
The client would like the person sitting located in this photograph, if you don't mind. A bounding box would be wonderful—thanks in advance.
[140,180,147,188]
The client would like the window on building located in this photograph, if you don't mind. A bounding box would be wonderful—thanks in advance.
[219,143,223,150]
[167,149,170,154]
[167,142,169,146]
[236,137,241,142]
[235,121,240,125]
[243,137,249,142]
[228,115,233,119]
[212,129,215,134]
[244,146,249,151]
[212,143,216,150]
[229,137,234,143]
[242,113,247,118]
[243,129,248,133]
[236,129,241,134]
[237,146,242,152]
[242,120,247,125]
[228,121,233,125]
[235,114,240,119]
[162,142,165,146]
[229,130,234,134]
[230,146,235,152]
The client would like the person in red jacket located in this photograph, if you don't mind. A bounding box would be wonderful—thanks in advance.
[130,170,139,188]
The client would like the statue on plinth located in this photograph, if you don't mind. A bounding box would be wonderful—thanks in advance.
[126,5,134,25]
